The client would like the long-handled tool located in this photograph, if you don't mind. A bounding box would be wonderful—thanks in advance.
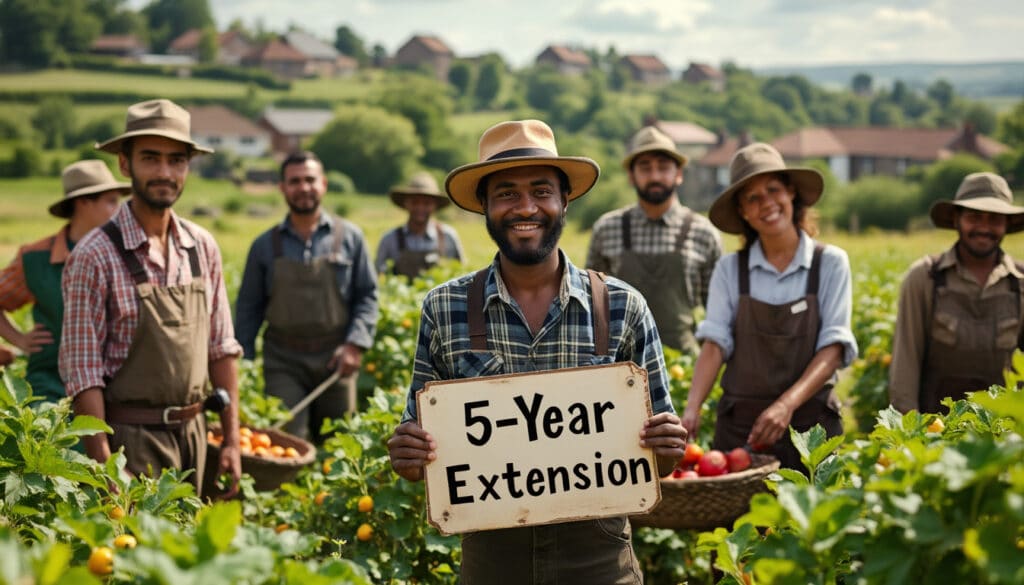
[271,370,342,430]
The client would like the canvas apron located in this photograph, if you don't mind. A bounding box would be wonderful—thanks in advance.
[714,244,842,471]
[263,224,355,440]
[614,212,697,353]
[100,222,209,492]
[392,223,445,280]
[24,234,70,402]
[919,261,1022,413]
[458,269,642,585]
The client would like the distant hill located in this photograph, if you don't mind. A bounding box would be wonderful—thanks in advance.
[756,61,1024,98]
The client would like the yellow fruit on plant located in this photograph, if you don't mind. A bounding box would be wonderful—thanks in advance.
[877,453,891,468]
[315,491,329,506]
[113,534,137,549]
[364,362,376,373]
[322,458,333,474]
[669,364,685,381]
[881,353,892,366]
[356,523,373,541]
[401,318,413,329]
[88,546,114,576]
[108,505,126,520]
[275,523,290,533]
[927,418,945,433]
[357,495,374,513]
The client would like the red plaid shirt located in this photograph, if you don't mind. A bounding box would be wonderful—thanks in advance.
[59,204,241,398]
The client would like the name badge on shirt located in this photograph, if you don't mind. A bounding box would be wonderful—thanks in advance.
[790,300,808,314]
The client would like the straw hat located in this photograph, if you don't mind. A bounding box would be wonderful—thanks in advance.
[930,172,1024,233]
[388,171,449,209]
[49,160,131,218]
[622,126,688,169]
[444,120,600,214]
[95,99,213,155]
[709,142,823,234]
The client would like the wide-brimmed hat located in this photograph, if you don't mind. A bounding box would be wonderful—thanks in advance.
[95,99,213,155]
[389,171,449,209]
[622,126,688,169]
[930,172,1024,233]
[49,160,131,218]
[444,120,600,214]
[709,142,824,234]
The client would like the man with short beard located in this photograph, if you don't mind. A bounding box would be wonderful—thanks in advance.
[387,120,688,583]
[234,151,378,442]
[890,172,1024,414]
[586,125,723,353]
[60,99,243,496]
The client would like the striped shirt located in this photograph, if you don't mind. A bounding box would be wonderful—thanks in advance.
[59,203,242,398]
[586,200,723,308]
[401,252,674,421]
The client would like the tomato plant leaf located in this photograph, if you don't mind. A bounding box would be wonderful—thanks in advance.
[195,501,241,558]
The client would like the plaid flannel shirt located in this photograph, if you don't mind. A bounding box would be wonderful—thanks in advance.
[401,252,674,422]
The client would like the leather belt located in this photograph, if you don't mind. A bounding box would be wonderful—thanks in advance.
[105,402,203,426]
[265,329,345,353]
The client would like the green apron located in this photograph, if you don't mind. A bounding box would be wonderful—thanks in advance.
[22,234,70,402]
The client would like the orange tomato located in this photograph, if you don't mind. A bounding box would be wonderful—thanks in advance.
[113,534,137,549]
[356,523,373,541]
[252,433,272,449]
[284,447,300,458]
[357,495,374,513]
[88,547,114,576]
[270,445,286,457]
[927,418,945,433]
[108,505,126,520]
[275,523,290,533]
[315,491,329,506]
[240,427,253,438]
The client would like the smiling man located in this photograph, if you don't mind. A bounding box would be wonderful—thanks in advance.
[586,125,722,354]
[890,172,1024,414]
[386,120,688,583]
[234,151,378,443]
[59,99,243,496]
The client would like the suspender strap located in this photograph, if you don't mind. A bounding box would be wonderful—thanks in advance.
[468,268,490,351]
[737,248,750,296]
[102,221,148,285]
[273,218,346,260]
[621,214,632,251]
[396,228,407,252]
[674,210,693,253]
[467,268,611,355]
[588,271,610,356]
[806,243,824,296]
[271,226,284,259]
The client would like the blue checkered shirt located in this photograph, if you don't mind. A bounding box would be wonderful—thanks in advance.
[401,251,674,422]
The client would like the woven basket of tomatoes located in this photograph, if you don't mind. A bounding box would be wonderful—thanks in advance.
[630,445,779,530]
[204,424,316,494]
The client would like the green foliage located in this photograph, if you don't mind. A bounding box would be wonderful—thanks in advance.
[473,57,504,110]
[334,25,368,65]
[4,144,44,178]
[0,0,101,67]
[32,96,76,150]
[997,99,1024,148]
[834,175,921,231]
[326,170,356,194]
[310,106,423,194]
[143,0,213,53]
[918,154,994,213]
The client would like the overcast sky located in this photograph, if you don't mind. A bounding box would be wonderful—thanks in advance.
[173,0,1023,69]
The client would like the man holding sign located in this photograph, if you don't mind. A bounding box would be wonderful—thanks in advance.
[387,119,687,583]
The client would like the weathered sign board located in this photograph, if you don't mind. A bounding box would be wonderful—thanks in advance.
[417,362,661,535]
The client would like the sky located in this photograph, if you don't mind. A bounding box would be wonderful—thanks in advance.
[159,0,1024,70]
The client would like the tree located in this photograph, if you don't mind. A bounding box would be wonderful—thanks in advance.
[997,99,1024,148]
[334,25,367,65]
[474,57,503,109]
[197,26,218,63]
[918,154,994,214]
[371,44,388,68]
[962,102,997,135]
[448,61,474,99]
[851,72,873,96]
[143,0,213,53]
[32,96,76,149]
[310,106,423,193]
[927,79,955,110]
[0,0,101,67]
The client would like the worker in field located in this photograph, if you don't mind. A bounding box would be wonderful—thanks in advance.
[234,151,378,443]
[376,171,465,279]
[0,160,130,404]
[59,99,243,497]
[386,119,687,583]
[890,172,1024,414]
[681,143,857,471]
[586,125,723,353]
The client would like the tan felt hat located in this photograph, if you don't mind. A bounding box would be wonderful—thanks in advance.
[389,171,449,209]
[49,160,131,218]
[930,172,1024,233]
[95,99,213,155]
[622,125,688,169]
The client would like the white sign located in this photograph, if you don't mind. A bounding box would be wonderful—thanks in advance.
[417,362,661,535]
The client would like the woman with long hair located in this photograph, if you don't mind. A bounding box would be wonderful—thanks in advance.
[680,143,857,470]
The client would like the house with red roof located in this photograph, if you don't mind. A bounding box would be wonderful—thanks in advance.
[394,35,454,81]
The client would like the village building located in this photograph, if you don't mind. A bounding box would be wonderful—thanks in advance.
[394,35,454,81]
[188,105,271,159]
[681,62,726,92]
[535,45,592,76]
[259,107,334,157]
[620,54,671,85]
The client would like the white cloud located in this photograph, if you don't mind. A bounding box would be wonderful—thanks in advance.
[573,0,713,34]
[872,7,951,31]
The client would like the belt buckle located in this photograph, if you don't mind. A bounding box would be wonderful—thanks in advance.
[162,405,185,425]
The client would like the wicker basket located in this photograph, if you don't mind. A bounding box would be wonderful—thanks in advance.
[630,454,780,530]
[203,425,316,495]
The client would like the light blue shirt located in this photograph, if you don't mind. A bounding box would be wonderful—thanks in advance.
[695,231,858,366]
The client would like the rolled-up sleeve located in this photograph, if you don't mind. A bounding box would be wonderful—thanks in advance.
[625,292,674,415]
[816,247,858,367]
[345,227,379,350]
[59,250,108,397]
[201,234,242,361]
[695,255,738,359]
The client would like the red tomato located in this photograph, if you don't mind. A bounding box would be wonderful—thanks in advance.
[727,447,752,472]
[681,442,704,467]
[696,450,729,477]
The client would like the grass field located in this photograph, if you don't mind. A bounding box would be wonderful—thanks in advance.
[0,69,280,100]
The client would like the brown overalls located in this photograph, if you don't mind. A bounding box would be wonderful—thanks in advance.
[100,222,209,493]
[614,212,697,353]
[919,256,1023,413]
[714,244,842,471]
[392,223,446,280]
[458,269,643,585]
[263,223,355,441]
